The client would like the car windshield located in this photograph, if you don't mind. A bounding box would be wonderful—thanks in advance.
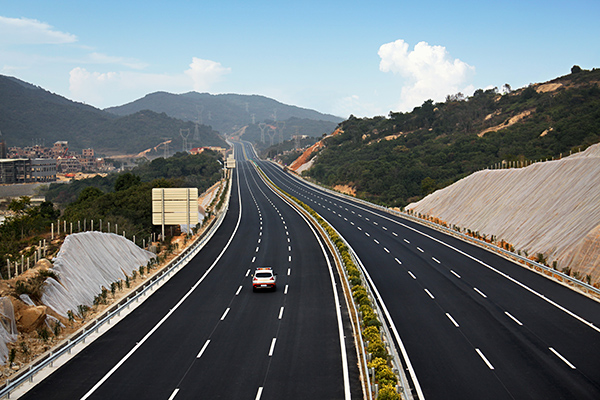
[256,272,272,278]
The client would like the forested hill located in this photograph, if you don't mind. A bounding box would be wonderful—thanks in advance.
[105,91,343,137]
[304,67,600,207]
[0,75,226,155]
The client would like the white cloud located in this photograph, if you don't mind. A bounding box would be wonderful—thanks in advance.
[379,39,474,111]
[184,57,231,92]
[69,58,231,108]
[0,16,77,45]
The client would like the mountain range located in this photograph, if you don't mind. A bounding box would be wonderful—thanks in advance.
[0,75,340,156]
[105,92,342,137]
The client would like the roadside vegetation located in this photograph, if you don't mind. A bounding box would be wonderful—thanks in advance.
[1,151,223,279]
[256,166,401,399]
[304,67,600,207]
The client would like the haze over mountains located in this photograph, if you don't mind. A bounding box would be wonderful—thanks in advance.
[105,91,342,140]
[0,75,340,156]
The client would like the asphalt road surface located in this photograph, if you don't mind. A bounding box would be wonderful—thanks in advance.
[252,141,600,400]
[22,147,361,399]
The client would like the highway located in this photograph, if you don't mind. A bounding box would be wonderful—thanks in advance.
[249,141,600,400]
[21,147,360,399]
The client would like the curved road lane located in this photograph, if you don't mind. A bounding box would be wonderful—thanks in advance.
[21,147,360,399]
[252,141,600,400]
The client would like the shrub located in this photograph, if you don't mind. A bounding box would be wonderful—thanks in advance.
[377,384,400,400]
[37,326,50,342]
[363,326,380,343]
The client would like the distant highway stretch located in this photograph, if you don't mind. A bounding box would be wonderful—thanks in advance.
[22,147,360,399]
[245,141,600,400]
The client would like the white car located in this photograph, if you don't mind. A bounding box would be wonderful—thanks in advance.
[252,267,277,291]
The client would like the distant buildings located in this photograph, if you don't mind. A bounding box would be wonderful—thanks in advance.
[190,146,227,156]
[0,138,107,184]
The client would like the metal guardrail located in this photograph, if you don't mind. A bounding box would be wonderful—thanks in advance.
[0,179,232,399]
[397,212,600,298]
[256,164,412,400]
[280,166,600,299]
[327,222,413,400]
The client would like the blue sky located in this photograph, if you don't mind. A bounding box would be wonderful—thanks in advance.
[1,0,599,118]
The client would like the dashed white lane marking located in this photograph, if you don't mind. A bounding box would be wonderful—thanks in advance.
[255,247,259,252]
[395,258,402,265]
[197,340,211,358]
[549,347,576,369]
[258,238,261,243]
[288,246,291,251]
[168,388,180,400]
[288,268,291,276]
[424,289,435,299]
[382,226,387,230]
[236,286,242,296]
[403,238,409,243]
[476,348,495,370]
[278,307,284,319]
[268,338,277,356]
[251,257,256,263]
[392,232,398,236]
[384,247,390,253]
[505,311,523,326]
[284,285,289,295]
[474,288,488,298]
[408,271,416,280]
[255,387,263,400]
[450,270,461,279]
[287,238,290,243]
[357,226,362,230]
[246,269,251,277]
[446,313,460,327]
[417,247,424,253]
[432,257,440,264]
[288,255,292,262]
[220,308,230,321]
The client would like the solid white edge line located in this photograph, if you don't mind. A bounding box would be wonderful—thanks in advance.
[220,308,230,321]
[474,287,488,298]
[268,338,277,356]
[304,188,600,335]
[168,388,180,400]
[445,313,459,327]
[549,347,576,369]
[253,153,401,399]
[197,340,211,358]
[475,348,494,370]
[504,311,523,326]
[251,159,351,398]
[80,162,244,400]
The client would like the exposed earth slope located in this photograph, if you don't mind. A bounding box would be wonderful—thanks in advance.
[407,143,600,285]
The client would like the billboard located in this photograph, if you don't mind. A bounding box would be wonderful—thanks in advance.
[152,188,199,226]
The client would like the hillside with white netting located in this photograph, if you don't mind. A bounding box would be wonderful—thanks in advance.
[407,143,600,284]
